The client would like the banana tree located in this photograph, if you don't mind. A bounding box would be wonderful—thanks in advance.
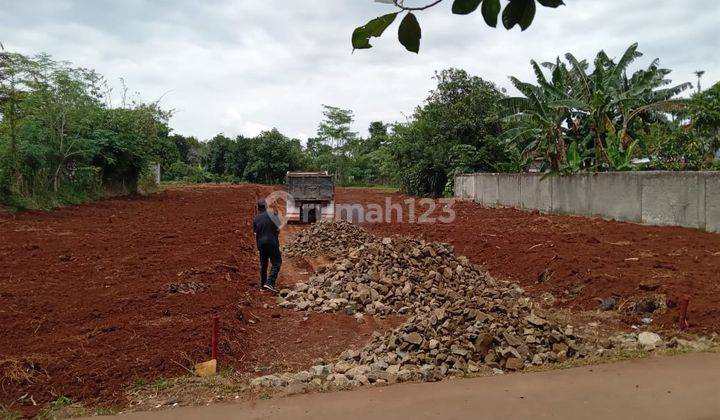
[563,43,691,169]
[501,59,585,172]
[605,133,639,171]
[507,43,691,172]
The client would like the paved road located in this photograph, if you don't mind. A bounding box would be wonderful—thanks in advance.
[101,353,720,420]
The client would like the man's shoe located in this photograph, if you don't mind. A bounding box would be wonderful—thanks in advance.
[263,284,279,293]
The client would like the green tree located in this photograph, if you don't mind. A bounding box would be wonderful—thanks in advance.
[244,129,303,184]
[91,104,172,193]
[150,134,180,173]
[170,134,206,165]
[687,82,720,154]
[639,122,709,171]
[386,68,509,196]
[0,50,27,198]
[303,136,332,171]
[340,121,393,186]
[502,58,585,171]
[316,105,357,183]
[15,54,106,193]
[366,121,389,152]
[205,134,235,175]
[0,50,172,207]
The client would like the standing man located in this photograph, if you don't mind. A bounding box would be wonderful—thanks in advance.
[253,199,281,293]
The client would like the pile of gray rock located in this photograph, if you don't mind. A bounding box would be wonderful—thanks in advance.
[282,220,374,257]
[249,330,716,392]
[278,223,594,379]
[246,222,716,393]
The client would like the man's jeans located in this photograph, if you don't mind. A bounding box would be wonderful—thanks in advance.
[258,242,282,288]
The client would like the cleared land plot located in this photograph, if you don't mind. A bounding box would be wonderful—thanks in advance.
[0,185,399,416]
[1,184,719,415]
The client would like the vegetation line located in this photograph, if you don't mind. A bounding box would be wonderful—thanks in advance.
[1,43,718,209]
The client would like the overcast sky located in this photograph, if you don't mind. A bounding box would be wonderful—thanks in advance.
[1,0,718,141]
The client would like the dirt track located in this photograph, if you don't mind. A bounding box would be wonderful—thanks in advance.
[2,184,719,415]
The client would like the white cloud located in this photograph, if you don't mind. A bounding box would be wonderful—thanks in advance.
[1,0,717,140]
[240,121,271,138]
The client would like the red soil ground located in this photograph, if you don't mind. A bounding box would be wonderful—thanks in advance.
[336,188,720,334]
[0,185,398,416]
[2,184,719,415]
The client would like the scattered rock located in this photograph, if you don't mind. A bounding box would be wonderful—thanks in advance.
[667,337,715,351]
[333,361,354,374]
[504,358,524,371]
[525,313,547,327]
[540,292,556,306]
[638,332,663,350]
[244,222,714,396]
[167,281,209,294]
[599,297,617,311]
[330,373,350,387]
[283,382,307,395]
[250,374,284,388]
[292,371,312,383]
[404,332,423,345]
[345,365,370,379]
[194,359,216,378]
[309,365,332,378]
[635,299,657,314]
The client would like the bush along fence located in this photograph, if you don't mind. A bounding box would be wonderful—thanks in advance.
[455,172,720,233]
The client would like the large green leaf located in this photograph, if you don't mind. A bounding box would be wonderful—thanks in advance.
[351,13,399,50]
[500,96,533,112]
[452,0,482,15]
[612,43,641,78]
[502,0,536,31]
[499,126,540,142]
[548,99,586,110]
[398,13,421,53]
[530,59,548,84]
[481,0,501,27]
[537,0,564,7]
[508,76,540,98]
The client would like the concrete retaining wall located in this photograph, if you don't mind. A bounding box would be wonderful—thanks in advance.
[455,172,720,233]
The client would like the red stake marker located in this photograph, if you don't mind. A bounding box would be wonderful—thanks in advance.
[678,294,690,331]
[211,314,220,360]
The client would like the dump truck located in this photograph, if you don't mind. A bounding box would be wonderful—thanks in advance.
[286,171,335,223]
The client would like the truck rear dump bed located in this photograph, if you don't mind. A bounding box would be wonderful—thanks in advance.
[286,171,336,223]
[287,172,334,201]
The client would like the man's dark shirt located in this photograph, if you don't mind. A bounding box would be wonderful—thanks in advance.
[253,211,280,247]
